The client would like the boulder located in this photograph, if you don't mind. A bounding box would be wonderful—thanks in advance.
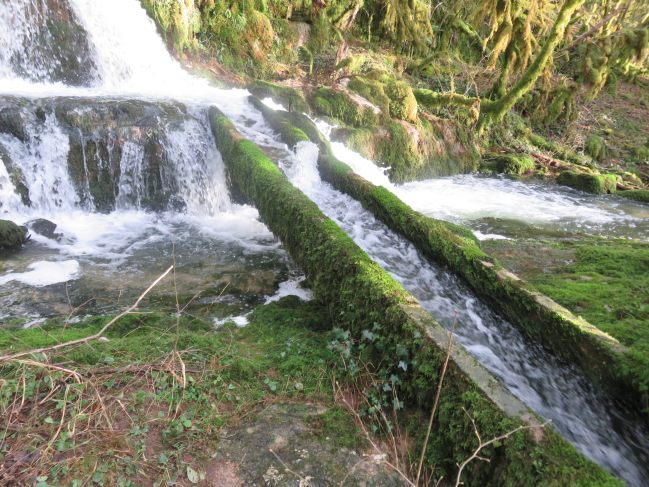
[26,219,60,239]
[0,220,28,249]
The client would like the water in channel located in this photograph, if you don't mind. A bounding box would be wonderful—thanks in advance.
[243,100,649,486]
[0,0,648,485]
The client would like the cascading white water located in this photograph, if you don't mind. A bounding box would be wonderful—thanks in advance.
[0,0,303,318]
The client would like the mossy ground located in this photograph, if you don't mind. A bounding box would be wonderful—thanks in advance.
[0,297,382,486]
[483,237,649,413]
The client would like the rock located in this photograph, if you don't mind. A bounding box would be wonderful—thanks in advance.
[215,403,407,486]
[384,81,418,124]
[490,154,535,175]
[0,220,28,249]
[556,171,617,194]
[26,219,59,239]
[0,141,30,206]
[619,189,649,203]
[584,136,606,161]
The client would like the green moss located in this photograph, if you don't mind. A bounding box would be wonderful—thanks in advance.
[208,106,622,486]
[384,80,418,123]
[331,119,479,183]
[246,80,311,114]
[636,146,649,161]
[248,95,309,149]
[347,76,391,121]
[491,154,535,175]
[0,219,27,249]
[310,87,378,127]
[585,136,607,161]
[526,239,649,400]
[528,134,586,165]
[619,189,649,203]
[556,171,617,194]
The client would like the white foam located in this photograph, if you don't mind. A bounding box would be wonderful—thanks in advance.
[0,260,80,287]
[214,314,250,328]
[264,277,313,304]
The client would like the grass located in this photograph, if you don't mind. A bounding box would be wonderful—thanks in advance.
[0,296,367,486]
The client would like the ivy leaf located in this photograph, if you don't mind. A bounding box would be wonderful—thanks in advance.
[396,343,409,357]
[383,383,392,392]
[361,330,374,341]
[187,466,199,484]
[398,361,408,371]
[389,374,400,383]
[413,331,421,339]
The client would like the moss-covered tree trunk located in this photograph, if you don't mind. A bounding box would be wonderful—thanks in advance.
[481,0,586,122]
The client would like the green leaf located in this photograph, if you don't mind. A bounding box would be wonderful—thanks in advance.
[157,411,165,418]
[37,477,48,482]
[183,420,192,428]
[92,472,104,483]
[158,453,168,464]
[44,417,54,424]
[187,466,199,484]
[493,441,503,448]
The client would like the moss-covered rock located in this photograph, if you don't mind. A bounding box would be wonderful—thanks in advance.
[384,80,418,123]
[310,87,378,127]
[332,117,480,183]
[246,80,311,114]
[619,189,649,203]
[0,220,28,249]
[585,136,607,161]
[491,154,535,175]
[556,171,617,194]
[347,76,391,121]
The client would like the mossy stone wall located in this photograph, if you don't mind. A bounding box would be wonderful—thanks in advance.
[209,105,624,486]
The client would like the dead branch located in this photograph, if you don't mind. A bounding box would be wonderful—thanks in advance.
[0,266,173,363]
[454,409,550,487]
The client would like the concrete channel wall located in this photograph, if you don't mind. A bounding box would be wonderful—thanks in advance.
[208,104,622,486]
[248,96,648,418]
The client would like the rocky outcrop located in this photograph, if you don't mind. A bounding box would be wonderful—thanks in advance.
[0,96,201,212]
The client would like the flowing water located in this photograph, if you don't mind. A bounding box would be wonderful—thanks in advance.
[1,1,648,484]
[252,99,649,485]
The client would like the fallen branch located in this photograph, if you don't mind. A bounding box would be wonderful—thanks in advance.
[454,409,550,487]
[0,266,174,363]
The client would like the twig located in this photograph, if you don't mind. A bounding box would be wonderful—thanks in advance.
[0,266,173,363]
[454,409,549,487]
[415,310,458,486]
[269,449,314,486]
[14,359,82,383]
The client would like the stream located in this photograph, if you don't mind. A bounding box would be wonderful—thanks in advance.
[1,1,648,485]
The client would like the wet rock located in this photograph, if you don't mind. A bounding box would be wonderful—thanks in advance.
[216,403,406,486]
[6,0,97,86]
[0,220,28,249]
[0,141,30,206]
[0,102,28,141]
[1,96,195,213]
[25,219,60,239]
